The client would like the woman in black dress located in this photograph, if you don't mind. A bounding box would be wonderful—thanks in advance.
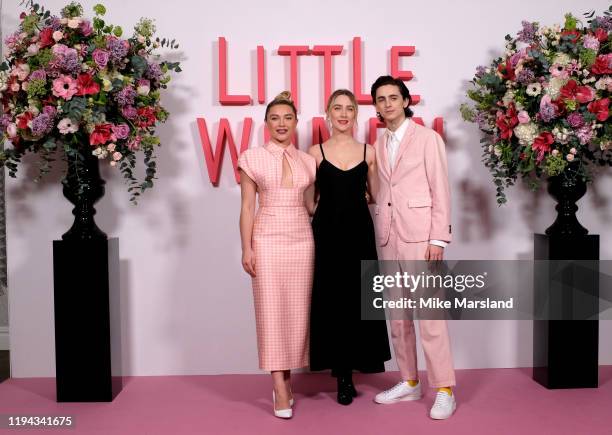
[308,89,391,405]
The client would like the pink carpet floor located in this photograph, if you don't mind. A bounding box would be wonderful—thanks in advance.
[1,367,611,435]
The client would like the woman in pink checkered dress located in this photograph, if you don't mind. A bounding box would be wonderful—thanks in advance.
[238,92,316,418]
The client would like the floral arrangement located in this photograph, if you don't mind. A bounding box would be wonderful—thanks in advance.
[460,8,611,204]
[0,2,180,202]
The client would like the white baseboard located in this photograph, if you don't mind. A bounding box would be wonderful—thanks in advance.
[0,326,8,350]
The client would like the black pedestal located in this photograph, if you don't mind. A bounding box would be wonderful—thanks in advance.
[53,238,122,402]
[533,234,599,389]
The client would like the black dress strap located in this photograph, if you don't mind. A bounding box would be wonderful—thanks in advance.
[363,143,367,161]
[319,143,326,160]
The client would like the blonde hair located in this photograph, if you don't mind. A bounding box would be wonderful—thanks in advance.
[265,91,297,120]
[326,89,358,116]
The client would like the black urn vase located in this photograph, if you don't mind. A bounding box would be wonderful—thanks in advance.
[61,150,107,240]
[544,170,588,237]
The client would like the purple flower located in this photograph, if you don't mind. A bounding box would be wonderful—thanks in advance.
[576,126,594,145]
[146,62,163,83]
[115,86,136,106]
[517,68,535,84]
[475,112,491,130]
[30,69,47,81]
[583,34,600,51]
[30,113,53,136]
[0,115,11,132]
[517,21,538,43]
[106,37,129,63]
[539,95,556,122]
[593,16,612,32]
[92,49,110,68]
[43,106,57,118]
[48,17,63,31]
[566,112,584,128]
[121,106,138,120]
[111,123,130,139]
[80,20,93,36]
[475,65,487,79]
[4,31,19,47]
[50,45,81,74]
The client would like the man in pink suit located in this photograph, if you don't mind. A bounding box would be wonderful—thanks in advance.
[370,75,456,420]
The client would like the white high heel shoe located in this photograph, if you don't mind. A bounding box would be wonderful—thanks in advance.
[273,391,293,419]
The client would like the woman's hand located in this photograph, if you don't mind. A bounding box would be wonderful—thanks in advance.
[242,248,256,277]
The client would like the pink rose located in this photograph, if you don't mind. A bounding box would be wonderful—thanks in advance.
[111,123,130,139]
[92,49,110,69]
[517,110,530,124]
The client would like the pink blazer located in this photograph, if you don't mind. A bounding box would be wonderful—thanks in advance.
[374,119,452,246]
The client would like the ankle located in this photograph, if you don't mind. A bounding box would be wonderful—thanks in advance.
[437,387,452,396]
[407,379,419,387]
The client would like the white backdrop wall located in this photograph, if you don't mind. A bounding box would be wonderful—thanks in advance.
[3,0,611,377]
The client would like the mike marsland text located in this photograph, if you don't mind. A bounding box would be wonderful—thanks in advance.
[372,297,515,310]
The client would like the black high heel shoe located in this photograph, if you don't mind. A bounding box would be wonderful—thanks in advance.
[337,375,356,405]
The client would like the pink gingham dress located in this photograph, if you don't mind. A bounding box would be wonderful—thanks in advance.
[238,142,316,371]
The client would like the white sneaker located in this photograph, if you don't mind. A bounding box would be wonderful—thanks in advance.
[429,390,456,420]
[374,381,422,404]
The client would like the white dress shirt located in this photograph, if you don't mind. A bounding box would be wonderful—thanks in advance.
[386,119,448,249]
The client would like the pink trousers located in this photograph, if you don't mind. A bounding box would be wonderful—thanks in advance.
[378,222,456,388]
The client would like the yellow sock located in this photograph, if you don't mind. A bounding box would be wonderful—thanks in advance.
[438,387,452,396]
[407,379,419,387]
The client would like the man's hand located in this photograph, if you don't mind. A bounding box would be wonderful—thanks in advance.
[425,244,444,261]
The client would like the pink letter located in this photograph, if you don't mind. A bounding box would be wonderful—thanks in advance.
[257,46,265,104]
[277,45,311,109]
[311,117,330,146]
[412,117,445,138]
[312,45,343,107]
[218,37,251,105]
[352,37,372,104]
[390,45,420,105]
[368,117,386,145]
[197,117,253,185]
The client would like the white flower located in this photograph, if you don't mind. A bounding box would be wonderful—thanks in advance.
[67,18,82,29]
[514,122,539,145]
[570,147,577,154]
[107,143,116,152]
[0,72,8,92]
[28,103,39,115]
[493,145,503,157]
[92,147,109,159]
[502,89,515,106]
[137,35,146,43]
[26,43,40,57]
[566,153,574,162]
[600,140,611,151]
[110,160,117,167]
[52,31,64,42]
[595,77,612,91]
[552,126,571,144]
[101,78,112,92]
[57,118,78,134]
[526,82,542,96]
[553,53,571,66]
[552,149,559,156]
[10,83,20,92]
[137,83,150,96]
[544,77,567,100]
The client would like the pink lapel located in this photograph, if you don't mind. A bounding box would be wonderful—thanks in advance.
[391,119,417,175]
[378,130,391,180]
